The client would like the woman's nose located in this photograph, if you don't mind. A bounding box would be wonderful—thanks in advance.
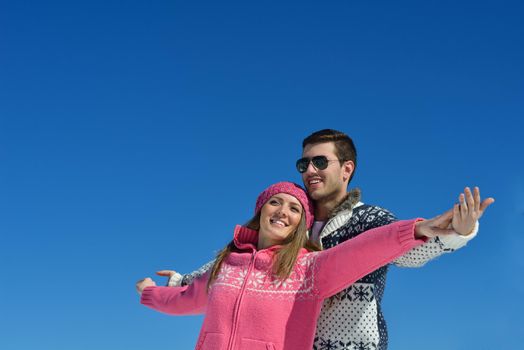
[276,207,287,217]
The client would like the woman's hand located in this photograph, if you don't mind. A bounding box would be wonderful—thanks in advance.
[136,277,157,294]
[415,186,494,239]
[452,187,494,236]
[414,210,454,239]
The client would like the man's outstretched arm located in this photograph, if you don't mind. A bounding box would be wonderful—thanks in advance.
[157,259,216,287]
[394,186,494,267]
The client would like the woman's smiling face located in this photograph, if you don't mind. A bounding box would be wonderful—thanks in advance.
[257,193,303,249]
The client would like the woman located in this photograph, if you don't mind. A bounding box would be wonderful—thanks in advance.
[136,182,476,350]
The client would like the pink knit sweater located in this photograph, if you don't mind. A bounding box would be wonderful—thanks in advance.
[141,219,425,350]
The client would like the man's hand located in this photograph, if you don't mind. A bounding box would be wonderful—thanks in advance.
[452,187,495,236]
[136,277,157,294]
[156,270,177,278]
[415,186,495,239]
[157,270,183,286]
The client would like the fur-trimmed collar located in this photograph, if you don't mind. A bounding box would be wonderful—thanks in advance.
[328,188,362,219]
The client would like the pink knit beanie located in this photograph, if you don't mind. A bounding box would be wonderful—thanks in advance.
[254,182,314,228]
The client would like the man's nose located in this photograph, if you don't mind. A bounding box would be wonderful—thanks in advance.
[304,161,318,174]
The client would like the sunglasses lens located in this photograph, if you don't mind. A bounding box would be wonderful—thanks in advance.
[296,158,309,173]
[296,156,331,173]
[312,156,329,170]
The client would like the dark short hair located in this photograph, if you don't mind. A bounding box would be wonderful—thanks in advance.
[302,129,357,183]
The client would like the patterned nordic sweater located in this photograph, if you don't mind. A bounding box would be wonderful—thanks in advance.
[311,189,477,350]
[173,190,478,350]
[144,220,425,350]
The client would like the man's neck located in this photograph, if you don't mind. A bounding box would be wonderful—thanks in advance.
[314,192,348,221]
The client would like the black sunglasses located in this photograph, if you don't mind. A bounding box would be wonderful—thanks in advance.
[296,156,340,173]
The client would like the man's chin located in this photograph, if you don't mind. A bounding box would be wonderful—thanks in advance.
[307,188,323,200]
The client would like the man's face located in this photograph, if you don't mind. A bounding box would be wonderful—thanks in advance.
[301,142,351,202]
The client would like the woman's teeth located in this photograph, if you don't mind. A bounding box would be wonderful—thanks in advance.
[270,218,286,227]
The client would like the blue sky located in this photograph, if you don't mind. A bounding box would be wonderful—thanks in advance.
[1,0,523,349]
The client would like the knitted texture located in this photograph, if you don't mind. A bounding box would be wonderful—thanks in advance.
[174,193,479,349]
[254,181,314,228]
[141,220,425,350]
[312,198,478,350]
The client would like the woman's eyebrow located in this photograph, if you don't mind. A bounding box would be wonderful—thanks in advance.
[290,202,302,210]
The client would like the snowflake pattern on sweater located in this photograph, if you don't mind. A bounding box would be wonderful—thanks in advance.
[213,253,318,300]
[176,193,477,350]
[312,202,462,350]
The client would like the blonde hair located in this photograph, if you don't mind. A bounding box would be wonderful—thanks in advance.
[207,212,320,290]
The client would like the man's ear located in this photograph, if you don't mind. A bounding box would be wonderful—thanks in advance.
[342,160,354,183]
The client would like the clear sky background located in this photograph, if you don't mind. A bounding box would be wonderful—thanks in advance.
[1,1,523,349]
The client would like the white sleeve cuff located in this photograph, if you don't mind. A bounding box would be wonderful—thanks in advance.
[167,272,184,287]
[438,220,479,249]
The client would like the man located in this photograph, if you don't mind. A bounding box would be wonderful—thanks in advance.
[160,129,494,350]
